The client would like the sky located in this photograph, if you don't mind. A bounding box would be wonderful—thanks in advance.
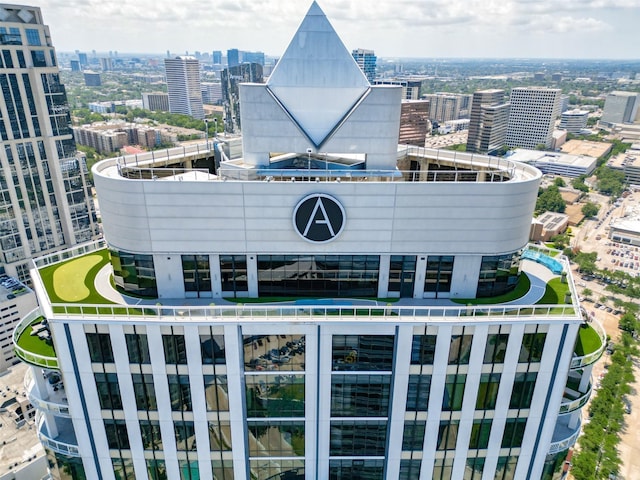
[38,0,640,59]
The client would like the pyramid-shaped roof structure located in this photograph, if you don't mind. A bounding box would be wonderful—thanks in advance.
[267,1,370,147]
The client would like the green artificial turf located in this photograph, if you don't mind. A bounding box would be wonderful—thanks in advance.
[574,324,603,357]
[451,273,532,305]
[16,317,56,358]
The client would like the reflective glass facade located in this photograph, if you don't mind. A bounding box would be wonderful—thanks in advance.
[110,249,157,296]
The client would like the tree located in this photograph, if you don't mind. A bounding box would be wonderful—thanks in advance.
[582,202,600,218]
[619,312,639,334]
[553,177,566,187]
[536,185,566,214]
[572,176,590,193]
[583,287,592,297]
[595,166,625,197]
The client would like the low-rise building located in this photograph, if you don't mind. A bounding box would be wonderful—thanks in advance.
[559,109,588,133]
[0,276,36,373]
[531,212,570,242]
[507,149,597,178]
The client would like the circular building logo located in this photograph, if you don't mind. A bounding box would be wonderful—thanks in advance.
[293,194,345,243]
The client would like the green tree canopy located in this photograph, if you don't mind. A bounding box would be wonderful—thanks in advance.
[536,185,566,214]
[581,202,600,218]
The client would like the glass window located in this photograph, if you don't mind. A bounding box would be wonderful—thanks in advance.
[402,421,425,451]
[178,460,198,480]
[246,375,305,417]
[399,459,421,480]
[476,373,501,410]
[182,255,211,293]
[433,457,454,480]
[519,333,546,363]
[112,457,136,480]
[243,334,304,371]
[258,255,380,297]
[495,455,519,480]
[140,420,162,450]
[209,421,232,451]
[31,50,46,67]
[509,372,537,409]
[126,333,150,364]
[501,418,527,448]
[174,421,196,451]
[437,420,459,450]
[464,457,485,480]
[329,421,387,456]
[95,373,122,410]
[201,329,226,365]
[104,419,129,449]
[388,255,416,294]
[110,249,157,297]
[146,459,167,480]
[168,374,192,411]
[411,335,437,365]
[448,334,473,365]
[406,375,431,411]
[469,419,492,449]
[204,375,229,411]
[16,50,25,68]
[442,374,466,411]
[425,255,454,294]
[250,460,303,480]
[220,255,247,293]
[329,460,384,480]
[484,333,509,364]
[247,421,304,456]
[476,252,521,298]
[332,335,394,371]
[331,375,391,417]
[132,374,157,411]
[25,29,41,46]
[163,334,187,364]
[86,332,114,363]
[212,460,234,480]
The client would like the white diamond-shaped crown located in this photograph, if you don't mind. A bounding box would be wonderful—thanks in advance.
[267,1,370,147]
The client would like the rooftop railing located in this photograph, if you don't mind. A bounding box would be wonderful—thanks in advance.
[12,308,59,370]
[570,319,606,370]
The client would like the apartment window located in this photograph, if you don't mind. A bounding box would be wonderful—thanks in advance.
[112,457,136,480]
[433,457,454,480]
[25,29,41,46]
[501,418,527,448]
[200,330,226,365]
[519,332,546,363]
[476,373,501,410]
[243,334,303,371]
[476,252,521,298]
[95,373,122,410]
[448,334,473,365]
[425,255,454,294]
[219,255,247,293]
[209,421,232,451]
[163,334,187,364]
[469,419,492,449]
[464,457,485,480]
[86,332,114,363]
[402,421,425,451]
[399,459,422,480]
[146,459,167,480]
[168,374,192,411]
[246,375,305,417]
[437,420,459,450]
[495,455,519,480]
[125,333,150,364]
[247,420,304,456]
[110,249,157,297]
[329,460,384,480]
[212,460,234,480]
[406,375,431,411]
[442,374,466,411]
[174,420,196,451]
[331,375,391,417]
[484,333,509,364]
[509,372,538,409]
[329,421,387,456]
[410,334,437,365]
[388,255,416,296]
[182,254,211,294]
[140,420,163,450]
[204,375,229,411]
[332,335,394,371]
[104,420,129,449]
[132,374,157,411]
[31,50,46,67]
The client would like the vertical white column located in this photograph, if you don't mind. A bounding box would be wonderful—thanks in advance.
[184,324,213,480]
[451,324,488,479]
[210,254,222,298]
[316,325,333,479]
[110,324,147,480]
[224,324,248,478]
[386,325,412,479]
[247,255,258,297]
[147,325,179,480]
[378,255,391,298]
[304,326,319,480]
[414,256,428,298]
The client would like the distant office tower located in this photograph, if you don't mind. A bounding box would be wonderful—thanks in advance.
[221,62,264,133]
[201,82,222,105]
[559,109,588,134]
[142,92,170,112]
[374,79,422,100]
[99,57,113,71]
[601,91,639,126]
[164,56,205,119]
[227,49,265,68]
[424,93,472,123]
[466,89,510,154]
[227,48,239,67]
[352,48,376,83]
[212,50,222,64]
[0,4,98,282]
[77,51,87,67]
[558,95,570,116]
[506,87,561,150]
[399,100,430,146]
[83,71,101,86]
[70,59,80,71]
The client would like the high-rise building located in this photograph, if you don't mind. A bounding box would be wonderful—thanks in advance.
[0,4,98,282]
[601,91,639,126]
[212,50,222,65]
[14,3,601,480]
[423,93,472,123]
[201,82,222,105]
[142,92,170,112]
[399,100,430,146]
[164,56,204,119]
[226,49,265,68]
[83,70,101,86]
[0,275,35,372]
[77,51,88,67]
[374,79,422,100]
[226,48,239,67]
[559,109,589,134]
[221,62,263,133]
[352,48,376,83]
[70,59,80,71]
[506,87,561,150]
[466,89,510,154]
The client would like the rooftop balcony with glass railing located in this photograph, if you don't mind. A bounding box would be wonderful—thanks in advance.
[12,308,58,370]
[548,414,581,455]
[24,368,70,417]
[36,413,79,457]
[570,319,606,370]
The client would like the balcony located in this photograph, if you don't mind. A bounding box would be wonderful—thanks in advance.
[12,309,58,370]
[36,413,80,457]
[24,368,70,417]
[570,320,606,370]
[559,377,592,415]
[548,414,581,455]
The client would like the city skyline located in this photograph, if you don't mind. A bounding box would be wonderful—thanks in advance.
[37,0,640,59]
